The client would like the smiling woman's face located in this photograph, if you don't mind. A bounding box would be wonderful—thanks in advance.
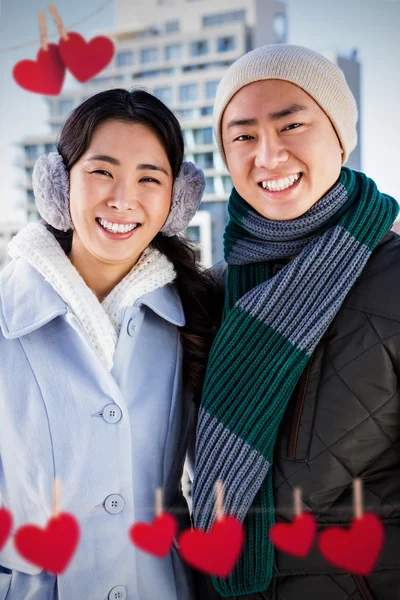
[68,119,173,273]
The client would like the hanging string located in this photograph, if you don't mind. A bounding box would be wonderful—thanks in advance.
[0,0,113,54]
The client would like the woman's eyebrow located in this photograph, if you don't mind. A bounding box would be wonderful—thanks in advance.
[87,154,120,165]
[137,163,169,176]
[86,156,169,176]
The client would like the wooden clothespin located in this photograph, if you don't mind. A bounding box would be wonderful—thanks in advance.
[48,4,69,42]
[38,12,49,52]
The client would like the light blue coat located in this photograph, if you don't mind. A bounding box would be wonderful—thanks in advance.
[0,257,196,600]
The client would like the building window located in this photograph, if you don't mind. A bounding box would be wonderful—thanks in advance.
[190,40,209,57]
[27,190,35,204]
[273,13,288,43]
[194,127,213,145]
[116,51,134,67]
[165,20,179,33]
[201,106,213,116]
[25,145,39,161]
[203,10,246,27]
[44,143,56,153]
[25,167,34,179]
[183,64,207,72]
[204,177,215,194]
[222,175,233,193]
[135,69,163,79]
[140,47,159,64]
[165,43,182,61]
[179,83,199,103]
[154,87,173,105]
[205,80,219,99]
[194,152,214,169]
[59,99,74,116]
[217,36,237,52]
[177,108,197,119]
[186,225,201,243]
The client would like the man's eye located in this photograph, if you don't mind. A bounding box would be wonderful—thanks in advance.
[283,123,302,131]
[234,135,253,141]
[92,169,112,177]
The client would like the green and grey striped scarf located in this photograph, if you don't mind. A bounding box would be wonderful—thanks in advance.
[192,167,399,596]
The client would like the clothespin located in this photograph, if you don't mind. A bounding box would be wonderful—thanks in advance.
[48,4,69,42]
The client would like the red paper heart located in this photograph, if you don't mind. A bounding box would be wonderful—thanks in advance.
[0,508,13,550]
[14,513,80,574]
[318,513,384,575]
[12,44,66,95]
[129,513,177,558]
[269,513,316,557]
[179,516,244,578]
[59,32,115,83]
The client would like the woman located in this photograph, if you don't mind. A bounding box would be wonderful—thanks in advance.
[0,88,216,600]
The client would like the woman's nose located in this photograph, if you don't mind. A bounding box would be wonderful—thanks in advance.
[106,186,139,212]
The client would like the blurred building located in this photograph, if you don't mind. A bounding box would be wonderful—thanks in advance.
[19,0,361,265]
[0,222,25,270]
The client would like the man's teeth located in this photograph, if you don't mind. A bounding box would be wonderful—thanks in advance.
[98,218,139,233]
[261,173,301,191]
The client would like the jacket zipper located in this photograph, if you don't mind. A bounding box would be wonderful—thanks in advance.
[287,355,314,460]
[353,575,376,600]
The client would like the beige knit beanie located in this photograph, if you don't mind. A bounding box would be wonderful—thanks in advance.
[214,44,358,165]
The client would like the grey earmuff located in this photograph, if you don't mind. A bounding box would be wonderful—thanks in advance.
[32,152,205,237]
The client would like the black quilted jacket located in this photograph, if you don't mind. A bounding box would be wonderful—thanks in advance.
[194,231,400,600]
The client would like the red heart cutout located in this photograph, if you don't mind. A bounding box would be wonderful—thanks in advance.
[0,508,13,550]
[129,513,177,558]
[318,513,384,575]
[14,513,80,574]
[178,516,244,578]
[13,44,66,95]
[59,32,115,83]
[269,512,316,557]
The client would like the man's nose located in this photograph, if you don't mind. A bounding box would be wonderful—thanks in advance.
[254,134,289,170]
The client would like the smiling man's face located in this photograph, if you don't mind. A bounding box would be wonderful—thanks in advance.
[221,79,343,220]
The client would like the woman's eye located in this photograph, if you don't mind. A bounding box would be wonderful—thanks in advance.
[92,169,112,177]
[140,177,160,184]
[283,123,302,131]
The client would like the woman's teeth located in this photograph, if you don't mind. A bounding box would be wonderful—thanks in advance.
[98,218,139,233]
[260,173,301,192]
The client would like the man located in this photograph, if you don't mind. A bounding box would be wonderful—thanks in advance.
[192,44,400,600]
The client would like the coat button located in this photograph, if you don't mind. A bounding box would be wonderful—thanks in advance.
[127,319,136,336]
[102,404,122,424]
[104,494,125,514]
[108,586,127,600]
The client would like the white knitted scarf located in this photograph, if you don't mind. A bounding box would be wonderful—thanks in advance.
[8,223,176,370]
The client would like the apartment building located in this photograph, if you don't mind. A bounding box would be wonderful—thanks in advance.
[20,0,361,265]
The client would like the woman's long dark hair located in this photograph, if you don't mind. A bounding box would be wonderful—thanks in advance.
[49,88,221,403]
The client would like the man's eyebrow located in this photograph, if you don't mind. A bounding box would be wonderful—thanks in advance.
[225,104,309,130]
[268,103,309,121]
[137,163,169,177]
[226,118,258,130]
[87,154,120,165]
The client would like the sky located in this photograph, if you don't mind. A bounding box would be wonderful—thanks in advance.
[0,0,399,222]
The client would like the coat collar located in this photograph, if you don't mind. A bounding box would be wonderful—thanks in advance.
[0,258,185,340]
